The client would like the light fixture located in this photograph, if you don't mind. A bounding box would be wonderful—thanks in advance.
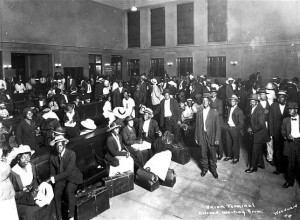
[230,61,238,66]
[3,64,12,69]
[55,63,62,68]
[131,0,137,11]
[104,63,111,66]
[167,62,173,66]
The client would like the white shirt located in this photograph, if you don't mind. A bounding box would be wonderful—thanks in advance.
[0,79,7,90]
[143,119,151,137]
[103,87,110,95]
[87,84,92,93]
[291,115,300,138]
[12,163,34,190]
[112,133,122,151]
[260,100,267,109]
[164,99,172,117]
[279,104,285,115]
[15,83,26,93]
[203,107,210,131]
[123,97,135,117]
[228,105,237,127]
[251,105,257,114]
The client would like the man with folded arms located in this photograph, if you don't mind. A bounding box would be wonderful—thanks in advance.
[224,95,244,164]
[195,93,221,179]
[281,102,300,188]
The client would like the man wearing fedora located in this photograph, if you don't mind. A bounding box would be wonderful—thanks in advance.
[281,102,300,188]
[48,136,83,220]
[245,94,270,173]
[269,90,290,174]
[195,93,221,179]
[160,89,181,144]
[224,95,244,164]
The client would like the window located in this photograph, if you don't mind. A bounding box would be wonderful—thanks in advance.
[177,3,194,45]
[128,11,140,48]
[207,56,226,78]
[177,57,193,76]
[150,58,164,77]
[89,54,102,76]
[208,0,227,42]
[151,8,165,46]
[127,59,140,76]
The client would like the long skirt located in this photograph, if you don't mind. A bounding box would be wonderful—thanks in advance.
[0,197,19,220]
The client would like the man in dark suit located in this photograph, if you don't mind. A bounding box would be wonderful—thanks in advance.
[224,95,244,164]
[112,81,125,109]
[269,90,289,174]
[66,75,76,91]
[160,89,181,143]
[48,136,83,220]
[195,93,221,179]
[210,87,225,160]
[245,94,270,173]
[281,102,300,188]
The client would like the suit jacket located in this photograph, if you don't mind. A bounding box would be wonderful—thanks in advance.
[16,119,39,151]
[50,149,83,184]
[210,97,223,116]
[122,125,138,146]
[66,78,76,90]
[112,87,124,109]
[137,118,159,143]
[160,98,181,127]
[248,104,270,144]
[281,116,300,156]
[195,108,221,146]
[269,101,289,137]
[227,106,244,130]
[105,134,128,167]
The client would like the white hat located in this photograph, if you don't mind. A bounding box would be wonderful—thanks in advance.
[17,145,35,156]
[151,78,157,85]
[113,107,128,119]
[168,81,177,87]
[81,118,96,130]
[104,80,110,87]
[50,135,69,146]
[226,78,235,84]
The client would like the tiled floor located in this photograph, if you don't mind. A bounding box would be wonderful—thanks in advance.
[93,143,300,220]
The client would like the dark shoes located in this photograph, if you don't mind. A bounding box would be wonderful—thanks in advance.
[273,170,280,175]
[212,172,218,179]
[201,170,208,177]
[267,160,275,166]
[217,155,223,160]
[223,157,232,161]
[245,168,257,173]
[282,182,294,188]
[231,159,239,164]
[258,164,265,169]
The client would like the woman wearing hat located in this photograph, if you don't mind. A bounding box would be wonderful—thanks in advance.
[122,116,151,169]
[0,161,18,220]
[62,104,80,139]
[105,122,134,176]
[16,107,40,152]
[11,145,53,220]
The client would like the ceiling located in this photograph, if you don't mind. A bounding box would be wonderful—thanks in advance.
[92,0,188,10]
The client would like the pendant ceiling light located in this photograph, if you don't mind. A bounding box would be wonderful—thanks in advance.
[131,0,137,11]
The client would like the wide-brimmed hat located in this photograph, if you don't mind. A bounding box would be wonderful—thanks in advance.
[141,75,147,80]
[286,102,299,109]
[106,121,121,132]
[292,77,299,83]
[144,108,153,115]
[81,118,96,130]
[0,102,5,107]
[168,81,177,87]
[248,94,260,101]
[17,145,35,156]
[257,88,269,94]
[226,77,234,84]
[163,89,171,95]
[64,104,75,113]
[202,93,211,99]
[51,135,69,145]
[265,82,276,90]
[277,90,288,96]
[272,76,280,80]
[228,94,239,101]
[113,107,127,119]
[210,87,218,93]
[187,98,193,102]
[125,115,134,122]
[53,127,66,135]
[70,86,77,93]
[200,75,206,79]
[150,78,157,85]
[22,107,34,116]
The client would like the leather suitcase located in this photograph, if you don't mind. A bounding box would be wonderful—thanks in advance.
[102,171,134,198]
[75,185,109,220]
[135,168,160,192]
[159,168,176,187]
[166,144,191,165]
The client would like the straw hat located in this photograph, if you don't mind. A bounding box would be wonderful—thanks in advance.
[106,121,121,132]
[228,94,239,101]
[248,94,260,101]
[151,78,158,85]
[17,145,35,156]
[53,127,66,135]
[277,90,287,96]
[81,119,97,130]
[50,135,69,146]
[113,107,128,119]
[265,82,276,90]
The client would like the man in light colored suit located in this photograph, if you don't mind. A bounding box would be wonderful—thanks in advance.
[195,93,221,179]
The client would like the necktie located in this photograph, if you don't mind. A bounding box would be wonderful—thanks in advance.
[59,154,63,173]
[291,118,297,121]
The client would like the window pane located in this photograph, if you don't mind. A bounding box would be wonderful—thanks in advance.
[151,8,165,46]
[177,3,194,45]
[208,0,227,42]
[127,59,140,76]
[96,55,102,64]
[128,11,140,48]
[150,58,164,77]
[177,57,193,76]
[207,56,226,78]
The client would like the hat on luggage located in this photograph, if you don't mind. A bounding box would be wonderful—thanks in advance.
[113,107,127,119]
[81,119,97,130]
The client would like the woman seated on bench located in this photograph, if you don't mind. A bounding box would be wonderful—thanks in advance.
[10,145,54,220]
[105,122,134,176]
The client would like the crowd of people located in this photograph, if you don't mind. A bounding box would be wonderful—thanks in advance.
[0,70,300,220]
